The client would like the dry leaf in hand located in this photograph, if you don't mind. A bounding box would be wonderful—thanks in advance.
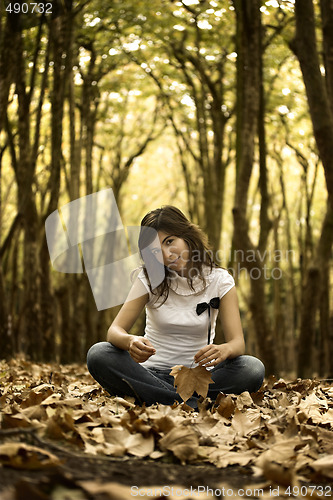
[170,365,214,402]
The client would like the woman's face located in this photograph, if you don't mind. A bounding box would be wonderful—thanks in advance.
[151,231,190,276]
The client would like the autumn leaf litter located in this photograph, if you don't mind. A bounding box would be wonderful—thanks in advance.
[0,358,333,495]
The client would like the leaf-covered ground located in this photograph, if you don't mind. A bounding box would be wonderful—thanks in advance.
[0,358,332,499]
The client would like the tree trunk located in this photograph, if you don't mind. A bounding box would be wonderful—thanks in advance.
[56,30,84,363]
[291,0,333,376]
[0,264,10,357]
[277,156,298,374]
[0,142,10,357]
[292,0,333,205]
[272,216,286,372]
[0,12,19,133]
[14,21,42,360]
[56,285,72,364]
[40,9,73,361]
[298,205,333,376]
[232,0,277,375]
[319,262,330,376]
[329,314,333,377]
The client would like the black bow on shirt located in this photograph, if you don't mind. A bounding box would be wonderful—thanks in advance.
[196,297,220,344]
[196,297,220,316]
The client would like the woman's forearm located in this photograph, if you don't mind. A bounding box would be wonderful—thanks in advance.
[107,325,156,363]
[226,337,245,358]
[106,284,149,352]
[107,325,133,351]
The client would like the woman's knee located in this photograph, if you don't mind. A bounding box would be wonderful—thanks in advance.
[87,341,129,372]
[243,355,265,391]
[87,342,111,371]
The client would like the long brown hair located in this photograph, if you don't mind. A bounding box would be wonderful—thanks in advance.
[138,206,216,303]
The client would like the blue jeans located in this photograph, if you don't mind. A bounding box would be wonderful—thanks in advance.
[87,342,265,409]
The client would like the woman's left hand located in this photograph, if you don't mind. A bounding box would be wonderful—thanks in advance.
[194,343,232,368]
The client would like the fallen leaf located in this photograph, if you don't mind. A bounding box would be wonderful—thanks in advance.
[262,461,298,488]
[169,365,213,402]
[216,393,236,419]
[206,447,256,468]
[231,408,262,436]
[20,384,55,409]
[235,391,254,409]
[0,442,62,469]
[159,425,199,463]
[126,433,155,457]
[311,454,333,479]
[1,412,32,429]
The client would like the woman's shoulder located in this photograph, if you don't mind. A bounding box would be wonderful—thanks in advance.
[207,266,235,297]
[132,267,150,291]
[211,266,234,279]
[204,264,233,279]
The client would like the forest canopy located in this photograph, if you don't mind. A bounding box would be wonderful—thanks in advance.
[0,0,332,379]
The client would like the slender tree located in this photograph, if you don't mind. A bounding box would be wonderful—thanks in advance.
[232,0,277,374]
[291,0,333,377]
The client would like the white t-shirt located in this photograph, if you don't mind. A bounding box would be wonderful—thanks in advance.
[137,266,235,370]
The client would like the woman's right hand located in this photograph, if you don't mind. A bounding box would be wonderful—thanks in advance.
[128,336,156,363]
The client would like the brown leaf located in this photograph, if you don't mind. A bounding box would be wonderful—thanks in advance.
[1,412,32,429]
[207,447,256,468]
[216,394,236,419]
[159,426,199,463]
[169,365,213,402]
[87,427,154,458]
[20,384,54,409]
[235,391,254,409]
[151,415,175,434]
[126,433,155,457]
[0,442,62,469]
[255,435,316,474]
[231,408,262,436]
[190,415,220,444]
[45,410,84,447]
[311,454,333,479]
[262,461,298,488]
[302,425,333,454]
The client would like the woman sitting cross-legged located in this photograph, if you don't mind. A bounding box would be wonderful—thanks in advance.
[87,205,265,409]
